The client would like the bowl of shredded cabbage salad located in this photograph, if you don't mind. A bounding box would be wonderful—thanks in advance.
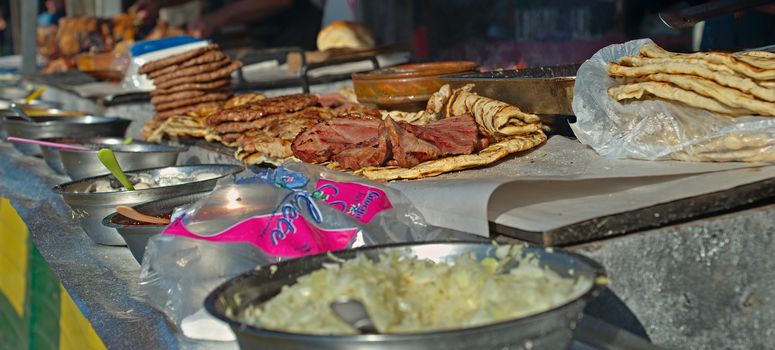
[205,242,608,350]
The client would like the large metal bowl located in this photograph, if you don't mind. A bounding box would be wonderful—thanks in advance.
[52,164,244,246]
[102,192,208,264]
[4,115,131,156]
[40,137,186,179]
[205,242,607,350]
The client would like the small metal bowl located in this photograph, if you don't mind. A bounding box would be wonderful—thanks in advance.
[4,115,131,156]
[102,192,208,264]
[40,137,186,179]
[40,137,128,175]
[205,241,607,350]
[52,164,244,246]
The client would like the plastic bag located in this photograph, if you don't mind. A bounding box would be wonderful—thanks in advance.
[122,37,208,91]
[571,38,775,162]
[136,163,446,340]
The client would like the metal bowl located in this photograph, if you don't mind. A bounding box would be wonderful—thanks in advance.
[4,115,131,156]
[0,104,73,139]
[52,164,244,246]
[40,137,186,179]
[205,242,607,350]
[0,86,33,100]
[102,192,208,264]
[40,137,129,175]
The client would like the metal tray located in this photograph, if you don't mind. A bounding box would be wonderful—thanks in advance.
[441,64,580,116]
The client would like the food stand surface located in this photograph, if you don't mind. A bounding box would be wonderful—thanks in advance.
[2,140,657,350]
[3,74,774,350]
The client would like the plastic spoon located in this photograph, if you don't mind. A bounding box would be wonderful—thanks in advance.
[97,148,135,191]
[9,103,34,122]
[6,137,94,151]
[24,87,46,105]
[330,298,379,334]
[115,206,170,225]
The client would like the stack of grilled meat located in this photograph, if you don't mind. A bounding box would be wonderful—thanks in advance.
[203,94,380,164]
[140,44,242,121]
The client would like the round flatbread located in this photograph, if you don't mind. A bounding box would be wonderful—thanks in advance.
[330,131,547,181]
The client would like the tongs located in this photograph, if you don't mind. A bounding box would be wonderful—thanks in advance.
[660,0,775,29]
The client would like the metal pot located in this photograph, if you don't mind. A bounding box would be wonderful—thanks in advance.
[52,164,244,246]
[4,115,131,156]
[205,242,607,350]
[102,192,209,264]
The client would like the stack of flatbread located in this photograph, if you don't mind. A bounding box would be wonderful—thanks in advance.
[139,44,243,121]
[607,43,775,117]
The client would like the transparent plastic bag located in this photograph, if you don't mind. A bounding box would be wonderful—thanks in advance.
[122,38,209,91]
[571,38,775,162]
[136,163,445,340]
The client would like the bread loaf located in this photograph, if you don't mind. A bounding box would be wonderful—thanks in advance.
[316,20,375,51]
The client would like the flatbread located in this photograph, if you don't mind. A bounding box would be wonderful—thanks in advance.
[444,84,542,139]
[639,43,775,80]
[608,62,775,102]
[234,149,284,166]
[152,79,230,95]
[151,57,232,83]
[380,110,440,125]
[154,93,230,111]
[331,131,547,181]
[154,61,242,90]
[139,44,219,74]
[645,73,775,116]
[608,81,752,116]
[619,55,738,76]
[740,51,775,59]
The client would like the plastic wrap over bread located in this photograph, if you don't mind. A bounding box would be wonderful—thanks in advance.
[571,39,775,162]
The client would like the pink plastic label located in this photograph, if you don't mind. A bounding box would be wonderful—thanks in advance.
[162,214,359,258]
[314,179,393,224]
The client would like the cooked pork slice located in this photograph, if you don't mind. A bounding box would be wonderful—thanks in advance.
[292,117,382,163]
[398,114,480,155]
[384,117,441,168]
[332,122,391,169]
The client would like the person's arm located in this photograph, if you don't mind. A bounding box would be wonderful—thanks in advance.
[187,0,294,38]
[131,0,194,22]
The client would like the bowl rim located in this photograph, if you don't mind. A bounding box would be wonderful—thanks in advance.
[3,115,130,126]
[51,164,245,196]
[352,61,480,81]
[204,241,608,341]
[40,137,186,154]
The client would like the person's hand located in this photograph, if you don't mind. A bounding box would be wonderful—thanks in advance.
[130,0,161,23]
[187,14,222,39]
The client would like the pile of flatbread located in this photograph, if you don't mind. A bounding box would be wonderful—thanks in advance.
[607,43,775,117]
[139,44,243,121]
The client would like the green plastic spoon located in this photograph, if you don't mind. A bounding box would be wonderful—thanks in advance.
[97,148,135,191]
